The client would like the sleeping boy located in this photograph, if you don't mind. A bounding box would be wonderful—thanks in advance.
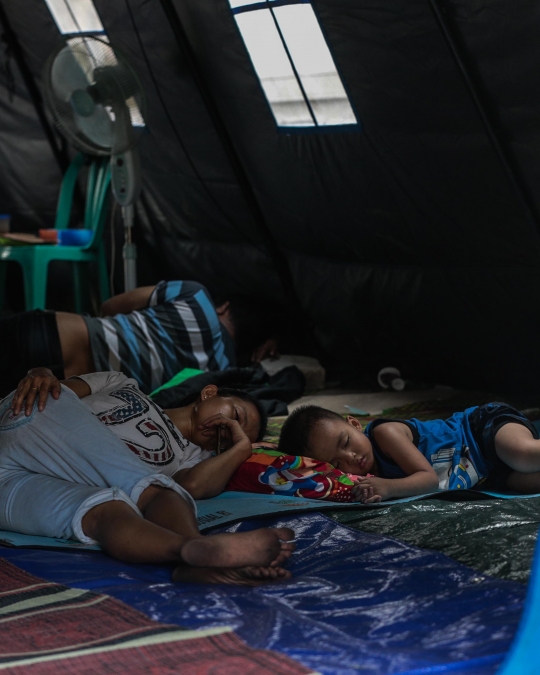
[277,403,540,502]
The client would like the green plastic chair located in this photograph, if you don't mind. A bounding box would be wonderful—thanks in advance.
[0,153,111,312]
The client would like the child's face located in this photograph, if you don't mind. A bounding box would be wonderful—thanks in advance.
[307,416,375,475]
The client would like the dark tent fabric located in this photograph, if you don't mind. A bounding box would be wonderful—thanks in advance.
[2,0,540,392]
[0,1,63,231]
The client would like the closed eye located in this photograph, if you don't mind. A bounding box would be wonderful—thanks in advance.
[343,435,350,449]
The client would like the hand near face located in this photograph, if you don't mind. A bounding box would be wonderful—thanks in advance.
[198,413,252,455]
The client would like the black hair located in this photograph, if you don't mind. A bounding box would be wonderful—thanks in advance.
[176,386,268,442]
[278,405,343,456]
[226,296,281,363]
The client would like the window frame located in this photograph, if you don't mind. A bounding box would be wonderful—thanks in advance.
[229,0,360,133]
[43,0,106,37]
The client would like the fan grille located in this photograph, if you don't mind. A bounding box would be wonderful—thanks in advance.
[44,36,145,156]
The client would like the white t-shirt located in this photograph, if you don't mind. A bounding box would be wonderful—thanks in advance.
[77,372,211,476]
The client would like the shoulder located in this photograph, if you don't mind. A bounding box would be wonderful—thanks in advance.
[371,421,414,444]
[149,280,208,307]
[76,371,134,394]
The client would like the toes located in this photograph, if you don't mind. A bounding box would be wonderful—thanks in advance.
[274,527,295,542]
[244,566,284,581]
[280,542,296,554]
[172,563,291,586]
[271,549,293,566]
[270,539,295,567]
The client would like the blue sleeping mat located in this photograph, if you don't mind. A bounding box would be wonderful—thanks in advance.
[1,512,538,675]
[2,489,538,550]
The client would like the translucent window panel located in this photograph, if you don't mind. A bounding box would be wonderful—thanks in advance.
[235,9,315,127]
[229,0,260,8]
[273,4,356,126]
[44,0,104,35]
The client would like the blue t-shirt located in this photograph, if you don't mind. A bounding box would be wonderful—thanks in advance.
[84,281,236,394]
[365,407,491,490]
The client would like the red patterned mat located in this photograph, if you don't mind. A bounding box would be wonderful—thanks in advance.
[0,558,315,675]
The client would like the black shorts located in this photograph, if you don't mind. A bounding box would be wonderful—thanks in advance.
[468,402,539,489]
[0,310,64,398]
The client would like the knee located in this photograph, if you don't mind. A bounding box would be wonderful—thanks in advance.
[81,500,136,541]
[136,484,170,513]
[501,441,540,472]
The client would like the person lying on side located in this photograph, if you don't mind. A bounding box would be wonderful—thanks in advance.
[278,403,540,502]
[0,280,280,397]
[0,369,294,585]
[12,367,268,501]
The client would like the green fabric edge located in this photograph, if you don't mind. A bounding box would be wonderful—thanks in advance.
[149,368,204,398]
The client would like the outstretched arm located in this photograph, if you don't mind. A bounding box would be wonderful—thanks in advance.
[101,286,156,316]
[174,414,253,500]
[11,367,91,416]
[353,422,439,503]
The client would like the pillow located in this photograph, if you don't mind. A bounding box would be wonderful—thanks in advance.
[225,447,360,502]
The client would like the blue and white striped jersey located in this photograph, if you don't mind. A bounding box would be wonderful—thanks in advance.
[83,281,236,394]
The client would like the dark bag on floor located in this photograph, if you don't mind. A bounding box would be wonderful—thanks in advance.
[151,365,305,416]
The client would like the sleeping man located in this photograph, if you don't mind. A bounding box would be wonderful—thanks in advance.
[0,367,295,585]
[0,280,279,397]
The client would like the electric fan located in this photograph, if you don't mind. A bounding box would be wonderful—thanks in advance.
[43,36,146,291]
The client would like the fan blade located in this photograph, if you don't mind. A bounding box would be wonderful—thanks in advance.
[73,105,114,149]
[51,47,91,103]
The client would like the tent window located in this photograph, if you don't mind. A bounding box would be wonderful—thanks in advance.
[229,0,358,129]
[43,0,105,35]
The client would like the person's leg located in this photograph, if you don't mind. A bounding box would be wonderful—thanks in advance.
[0,379,295,584]
[494,423,540,493]
[0,469,293,585]
[139,485,294,569]
[82,484,295,585]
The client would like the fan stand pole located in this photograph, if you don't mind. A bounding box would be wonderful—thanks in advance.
[122,204,137,292]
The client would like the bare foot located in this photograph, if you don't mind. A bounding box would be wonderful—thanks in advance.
[180,527,295,569]
[172,564,292,586]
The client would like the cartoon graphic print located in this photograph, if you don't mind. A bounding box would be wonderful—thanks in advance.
[95,385,187,465]
[227,448,359,502]
[430,446,479,490]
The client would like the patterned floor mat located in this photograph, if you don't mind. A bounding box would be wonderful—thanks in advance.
[0,557,314,674]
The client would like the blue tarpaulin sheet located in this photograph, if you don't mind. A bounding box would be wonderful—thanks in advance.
[0,513,531,675]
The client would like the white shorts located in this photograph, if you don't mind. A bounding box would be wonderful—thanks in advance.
[0,386,195,543]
